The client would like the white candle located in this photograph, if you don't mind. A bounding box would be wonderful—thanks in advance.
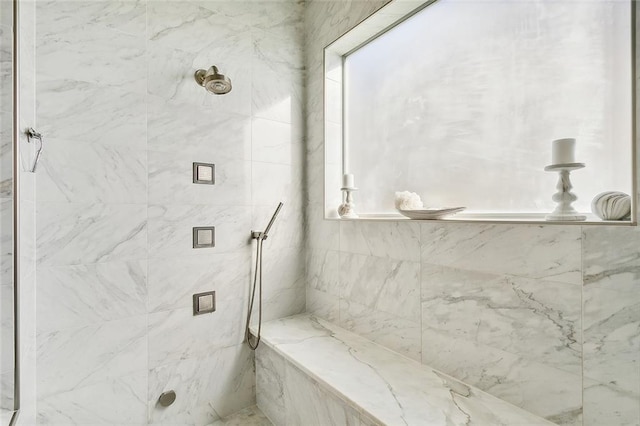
[551,138,576,165]
[342,173,354,188]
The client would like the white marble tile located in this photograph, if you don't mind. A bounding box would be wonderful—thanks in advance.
[37,141,147,204]
[252,202,304,250]
[583,285,639,394]
[251,162,303,207]
[148,252,250,313]
[36,372,147,426]
[148,151,250,206]
[251,63,304,126]
[306,287,340,324]
[421,223,582,285]
[340,220,421,262]
[146,40,252,117]
[251,28,304,126]
[36,0,146,36]
[36,203,147,266]
[0,124,11,198]
[583,379,640,426]
[36,260,147,332]
[147,204,251,258]
[258,314,555,426]
[36,10,145,86]
[36,79,146,147]
[582,227,640,410]
[340,253,421,322]
[148,302,246,369]
[0,198,12,287]
[36,315,147,397]
[303,0,388,53]
[251,117,303,166]
[19,199,36,277]
[284,363,360,426]
[340,299,421,362]
[305,203,340,251]
[358,412,384,426]
[210,405,273,426]
[146,95,251,160]
[420,328,582,425]
[250,0,303,39]
[260,247,306,322]
[583,226,640,292]
[0,284,14,375]
[253,28,304,78]
[421,263,581,375]
[147,1,251,55]
[255,344,285,426]
[148,344,254,424]
[306,249,340,296]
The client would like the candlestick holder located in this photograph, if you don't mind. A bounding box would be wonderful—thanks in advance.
[338,187,358,218]
[544,162,586,221]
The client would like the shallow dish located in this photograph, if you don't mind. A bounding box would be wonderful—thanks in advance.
[398,207,466,220]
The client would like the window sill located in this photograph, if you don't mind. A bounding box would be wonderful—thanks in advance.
[325,212,636,226]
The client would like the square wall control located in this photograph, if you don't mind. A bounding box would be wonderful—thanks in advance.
[193,227,215,248]
[193,162,215,184]
[193,291,216,315]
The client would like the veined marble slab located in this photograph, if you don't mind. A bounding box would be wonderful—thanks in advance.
[256,314,555,426]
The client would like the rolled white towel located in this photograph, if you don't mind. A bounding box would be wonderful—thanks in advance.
[395,191,424,210]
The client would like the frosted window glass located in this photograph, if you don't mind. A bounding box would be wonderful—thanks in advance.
[345,0,632,213]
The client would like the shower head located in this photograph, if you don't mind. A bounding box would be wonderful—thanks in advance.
[194,65,232,95]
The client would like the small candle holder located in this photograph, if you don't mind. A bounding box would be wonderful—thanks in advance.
[338,187,358,218]
[544,162,586,221]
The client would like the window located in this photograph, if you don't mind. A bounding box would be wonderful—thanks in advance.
[325,0,635,221]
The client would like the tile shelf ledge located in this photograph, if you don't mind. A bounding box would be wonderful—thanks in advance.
[325,212,636,226]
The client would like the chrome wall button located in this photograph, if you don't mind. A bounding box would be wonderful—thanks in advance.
[158,390,176,407]
[193,291,216,316]
[193,226,215,248]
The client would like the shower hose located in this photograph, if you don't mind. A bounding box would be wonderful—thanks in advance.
[246,235,264,350]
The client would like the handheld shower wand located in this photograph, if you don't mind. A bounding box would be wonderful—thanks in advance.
[251,202,283,241]
[246,202,284,350]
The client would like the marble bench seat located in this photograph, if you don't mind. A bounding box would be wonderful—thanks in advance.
[254,314,555,426]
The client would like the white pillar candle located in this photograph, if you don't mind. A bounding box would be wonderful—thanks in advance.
[342,173,354,188]
[551,138,576,165]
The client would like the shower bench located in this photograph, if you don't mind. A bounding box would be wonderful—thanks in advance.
[254,314,555,426]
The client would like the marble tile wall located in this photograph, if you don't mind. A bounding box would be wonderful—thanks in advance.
[304,1,639,426]
[33,1,304,424]
[0,0,14,413]
[18,0,38,424]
